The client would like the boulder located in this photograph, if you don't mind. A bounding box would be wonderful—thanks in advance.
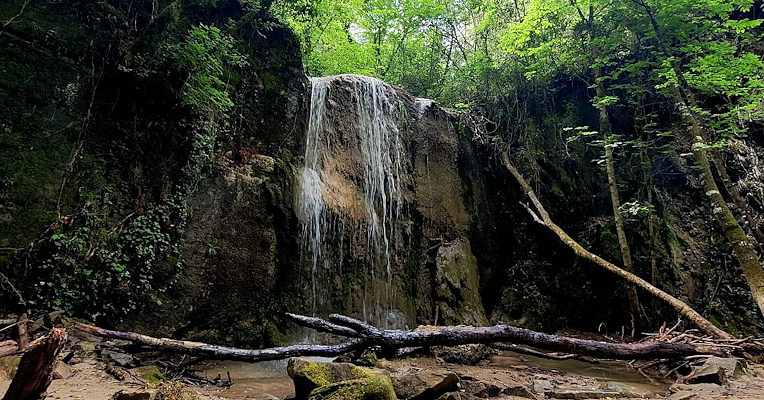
[685,364,726,385]
[288,358,394,400]
[502,385,539,400]
[391,371,459,399]
[532,379,553,394]
[702,357,745,379]
[101,349,136,367]
[52,360,72,379]
[307,374,397,400]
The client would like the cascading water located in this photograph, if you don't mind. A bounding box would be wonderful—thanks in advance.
[296,75,405,325]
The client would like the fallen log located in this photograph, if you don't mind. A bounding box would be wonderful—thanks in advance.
[0,340,18,357]
[75,313,731,363]
[2,328,67,400]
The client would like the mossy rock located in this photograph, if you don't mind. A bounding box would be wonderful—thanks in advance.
[308,374,397,400]
[132,365,165,384]
[0,356,21,379]
[287,358,393,400]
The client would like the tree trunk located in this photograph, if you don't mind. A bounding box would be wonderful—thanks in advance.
[500,150,731,339]
[17,313,28,351]
[2,328,67,400]
[640,0,764,319]
[594,66,643,336]
[75,314,731,362]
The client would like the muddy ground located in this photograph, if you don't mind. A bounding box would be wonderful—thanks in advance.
[1,341,764,400]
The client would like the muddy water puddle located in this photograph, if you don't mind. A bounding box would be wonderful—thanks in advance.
[491,351,670,395]
[196,353,667,398]
[196,358,334,398]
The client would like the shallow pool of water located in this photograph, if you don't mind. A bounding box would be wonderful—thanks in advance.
[490,351,670,394]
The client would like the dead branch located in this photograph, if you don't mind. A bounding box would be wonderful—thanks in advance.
[75,313,735,363]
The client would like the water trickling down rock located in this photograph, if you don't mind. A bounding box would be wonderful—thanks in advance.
[297,75,405,322]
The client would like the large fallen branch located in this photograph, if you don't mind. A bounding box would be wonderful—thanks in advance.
[75,313,736,363]
[499,151,731,340]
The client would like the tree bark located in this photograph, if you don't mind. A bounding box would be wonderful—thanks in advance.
[499,150,732,340]
[593,66,643,336]
[2,328,67,400]
[17,313,28,351]
[75,314,730,363]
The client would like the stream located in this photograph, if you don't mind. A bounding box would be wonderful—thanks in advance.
[196,352,668,398]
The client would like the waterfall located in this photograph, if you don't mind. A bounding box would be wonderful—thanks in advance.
[296,75,404,321]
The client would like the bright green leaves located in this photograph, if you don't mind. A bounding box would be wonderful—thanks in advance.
[169,24,248,118]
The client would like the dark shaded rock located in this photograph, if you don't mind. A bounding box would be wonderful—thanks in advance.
[101,350,136,368]
[391,371,459,400]
[686,364,727,385]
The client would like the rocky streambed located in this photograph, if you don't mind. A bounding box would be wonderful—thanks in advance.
[3,333,764,400]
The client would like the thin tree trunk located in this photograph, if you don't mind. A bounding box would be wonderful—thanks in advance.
[500,151,731,339]
[594,66,643,335]
[2,328,67,400]
[640,2,764,318]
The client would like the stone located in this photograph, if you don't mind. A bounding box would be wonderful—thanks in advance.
[669,383,730,396]
[391,371,459,399]
[667,392,697,400]
[503,385,539,400]
[532,379,552,394]
[598,381,648,397]
[288,358,394,400]
[263,394,280,400]
[544,390,622,399]
[112,389,158,400]
[430,344,496,366]
[686,364,726,385]
[52,360,72,379]
[101,349,136,367]
[307,375,397,400]
[434,239,489,326]
[702,357,745,379]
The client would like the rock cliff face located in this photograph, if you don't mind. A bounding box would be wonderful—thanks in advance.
[292,74,491,330]
[2,0,762,343]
